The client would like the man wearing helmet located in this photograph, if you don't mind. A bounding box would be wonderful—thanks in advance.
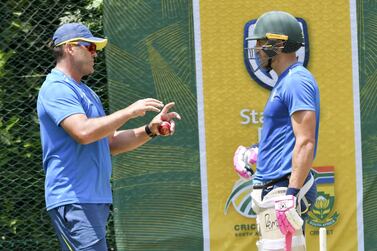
[247,11,320,251]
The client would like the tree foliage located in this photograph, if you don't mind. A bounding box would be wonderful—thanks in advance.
[0,0,113,249]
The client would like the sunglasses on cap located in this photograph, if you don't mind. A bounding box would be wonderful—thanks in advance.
[66,41,97,54]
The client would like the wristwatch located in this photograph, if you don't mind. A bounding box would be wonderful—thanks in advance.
[145,124,157,138]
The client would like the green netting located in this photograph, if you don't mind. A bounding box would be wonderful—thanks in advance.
[0,0,115,250]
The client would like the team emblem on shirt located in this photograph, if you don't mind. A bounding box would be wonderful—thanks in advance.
[243,18,310,90]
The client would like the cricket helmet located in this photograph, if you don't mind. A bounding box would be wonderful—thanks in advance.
[247,11,303,53]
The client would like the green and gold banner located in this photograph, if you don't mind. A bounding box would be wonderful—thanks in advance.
[197,0,360,250]
[104,0,376,250]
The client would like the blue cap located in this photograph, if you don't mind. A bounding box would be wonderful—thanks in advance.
[52,23,108,50]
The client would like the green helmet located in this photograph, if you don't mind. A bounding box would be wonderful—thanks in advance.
[248,11,303,53]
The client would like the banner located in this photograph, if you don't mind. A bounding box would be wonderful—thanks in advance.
[104,0,369,250]
[105,1,203,250]
[194,0,361,250]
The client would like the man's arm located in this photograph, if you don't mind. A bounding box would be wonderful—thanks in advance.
[289,110,316,189]
[60,98,163,145]
[108,127,150,156]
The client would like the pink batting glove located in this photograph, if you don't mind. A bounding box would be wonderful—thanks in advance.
[233,145,258,179]
[275,195,304,251]
[246,144,258,165]
[233,146,252,179]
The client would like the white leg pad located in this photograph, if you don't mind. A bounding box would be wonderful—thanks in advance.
[251,188,307,251]
[257,235,306,251]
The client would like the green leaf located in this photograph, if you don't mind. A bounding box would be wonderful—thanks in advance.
[5,117,20,131]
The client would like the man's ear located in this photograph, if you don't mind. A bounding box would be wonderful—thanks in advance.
[64,44,75,56]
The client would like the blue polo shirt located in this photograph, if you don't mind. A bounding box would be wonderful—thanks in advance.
[255,63,320,182]
[37,69,112,210]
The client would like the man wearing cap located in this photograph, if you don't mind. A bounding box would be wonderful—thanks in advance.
[37,23,181,250]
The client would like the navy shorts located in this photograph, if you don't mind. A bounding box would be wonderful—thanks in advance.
[48,203,110,251]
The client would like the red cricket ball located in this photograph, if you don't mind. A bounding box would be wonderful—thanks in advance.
[158,121,171,135]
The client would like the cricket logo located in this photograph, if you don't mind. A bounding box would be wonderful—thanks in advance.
[224,179,256,218]
[307,166,340,227]
[243,18,310,90]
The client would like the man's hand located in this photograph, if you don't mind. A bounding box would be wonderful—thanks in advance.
[233,145,258,179]
[275,195,303,235]
[148,102,181,136]
[126,98,164,119]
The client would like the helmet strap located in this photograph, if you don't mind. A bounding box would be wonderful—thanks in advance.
[253,50,274,73]
[251,40,284,73]
[266,58,273,72]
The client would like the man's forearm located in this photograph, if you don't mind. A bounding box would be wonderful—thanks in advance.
[76,108,133,144]
[109,126,151,155]
[289,140,315,188]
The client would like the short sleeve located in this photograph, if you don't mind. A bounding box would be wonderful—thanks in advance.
[281,75,317,116]
[40,82,85,126]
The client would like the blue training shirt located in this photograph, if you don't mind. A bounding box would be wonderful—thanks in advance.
[37,69,112,210]
[255,62,320,182]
